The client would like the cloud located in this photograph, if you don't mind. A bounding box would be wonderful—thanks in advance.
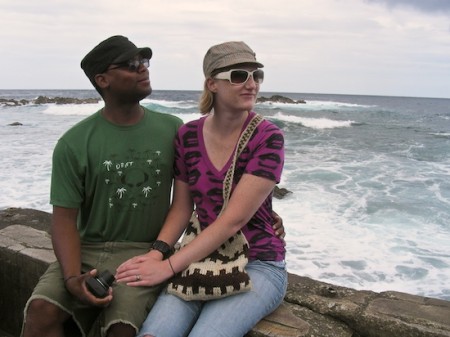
[0,0,449,98]
[364,0,450,14]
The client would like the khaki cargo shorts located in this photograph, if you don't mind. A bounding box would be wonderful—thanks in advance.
[22,241,163,337]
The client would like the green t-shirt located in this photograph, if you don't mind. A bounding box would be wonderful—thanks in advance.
[50,107,183,242]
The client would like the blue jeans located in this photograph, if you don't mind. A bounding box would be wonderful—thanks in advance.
[138,260,287,337]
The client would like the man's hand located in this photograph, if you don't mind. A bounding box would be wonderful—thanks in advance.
[272,210,286,245]
[64,269,113,307]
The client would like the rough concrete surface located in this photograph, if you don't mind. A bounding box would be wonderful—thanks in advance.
[1,208,449,337]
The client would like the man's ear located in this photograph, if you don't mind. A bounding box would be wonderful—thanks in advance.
[94,74,109,89]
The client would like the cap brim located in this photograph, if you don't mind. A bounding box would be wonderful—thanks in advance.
[235,61,264,68]
[211,61,264,76]
[113,47,152,63]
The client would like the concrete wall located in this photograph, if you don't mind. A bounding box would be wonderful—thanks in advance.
[1,208,450,337]
[0,225,54,335]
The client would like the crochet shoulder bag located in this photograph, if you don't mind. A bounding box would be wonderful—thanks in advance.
[167,114,264,301]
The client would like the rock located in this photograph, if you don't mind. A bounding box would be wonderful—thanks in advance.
[285,274,450,337]
[34,96,100,105]
[274,186,292,199]
[257,95,306,104]
[7,122,23,126]
[0,207,51,232]
[0,99,26,106]
[0,96,100,107]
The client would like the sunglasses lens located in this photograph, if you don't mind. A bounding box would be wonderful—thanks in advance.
[229,70,264,84]
[108,59,149,72]
[230,70,250,84]
[253,70,264,84]
[127,59,149,72]
[128,62,139,72]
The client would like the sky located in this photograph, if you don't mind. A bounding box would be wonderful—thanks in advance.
[1,0,450,98]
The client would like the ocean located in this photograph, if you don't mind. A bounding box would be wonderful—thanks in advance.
[1,89,449,301]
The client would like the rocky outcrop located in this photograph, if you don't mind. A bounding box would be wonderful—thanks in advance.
[34,96,100,105]
[273,186,292,199]
[0,96,100,107]
[1,208,449,337]
[3,94,305,107]
[0,98,29,107]
[257,95,306,104]
[0,207,51,232]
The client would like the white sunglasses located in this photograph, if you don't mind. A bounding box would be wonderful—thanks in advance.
[214,69,264,85]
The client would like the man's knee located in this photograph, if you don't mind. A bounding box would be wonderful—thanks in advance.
[106,322,136,337]
[26,298,67,323]
[23,299,69,337]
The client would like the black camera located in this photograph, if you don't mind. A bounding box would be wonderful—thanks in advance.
[86,270,115,298]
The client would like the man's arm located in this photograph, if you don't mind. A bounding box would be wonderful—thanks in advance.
[51,206,112,306]
[51,206,81,280]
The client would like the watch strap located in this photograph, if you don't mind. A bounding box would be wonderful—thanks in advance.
[150,240,172,259]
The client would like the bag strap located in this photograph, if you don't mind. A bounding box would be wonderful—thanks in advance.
[219,114,264,214]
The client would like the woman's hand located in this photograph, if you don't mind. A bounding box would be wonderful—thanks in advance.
[115,251,174,287]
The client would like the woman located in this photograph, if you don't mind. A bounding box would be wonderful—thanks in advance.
[116,41,287,337]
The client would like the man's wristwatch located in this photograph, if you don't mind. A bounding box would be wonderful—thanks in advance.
[150,240,173,259]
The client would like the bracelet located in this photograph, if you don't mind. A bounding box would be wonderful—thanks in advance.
[167,257,176,276]
[64,275,78,286]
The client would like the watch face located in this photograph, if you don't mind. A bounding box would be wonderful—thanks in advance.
[154,242,167,251]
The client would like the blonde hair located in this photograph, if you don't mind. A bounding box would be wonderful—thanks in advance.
[199,80,215,115]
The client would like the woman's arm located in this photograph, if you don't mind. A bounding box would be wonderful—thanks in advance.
[115,179,193,282]
[130,174,275,286]
[168,173,275,279]
[153,179,194,249]
[116,173,275,286]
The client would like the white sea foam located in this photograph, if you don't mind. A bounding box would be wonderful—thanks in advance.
[271,111,354,129]
[41,102,103,116]
[143,98,197,109]
[1,90,449,301]
[257,99,373,111]
[303,100,374,109]
[430,132,450,138]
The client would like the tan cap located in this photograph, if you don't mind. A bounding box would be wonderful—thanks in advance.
[203,41,263,78]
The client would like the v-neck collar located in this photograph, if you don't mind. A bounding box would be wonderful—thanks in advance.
[198,112,255,176]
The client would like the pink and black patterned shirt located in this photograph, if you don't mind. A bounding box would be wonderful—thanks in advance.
[174,111,286,261]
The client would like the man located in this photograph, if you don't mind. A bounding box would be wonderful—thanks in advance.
[21,35,285,337]
[22,35,183,337]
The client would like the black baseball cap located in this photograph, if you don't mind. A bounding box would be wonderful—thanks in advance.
[81,35,152,84]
